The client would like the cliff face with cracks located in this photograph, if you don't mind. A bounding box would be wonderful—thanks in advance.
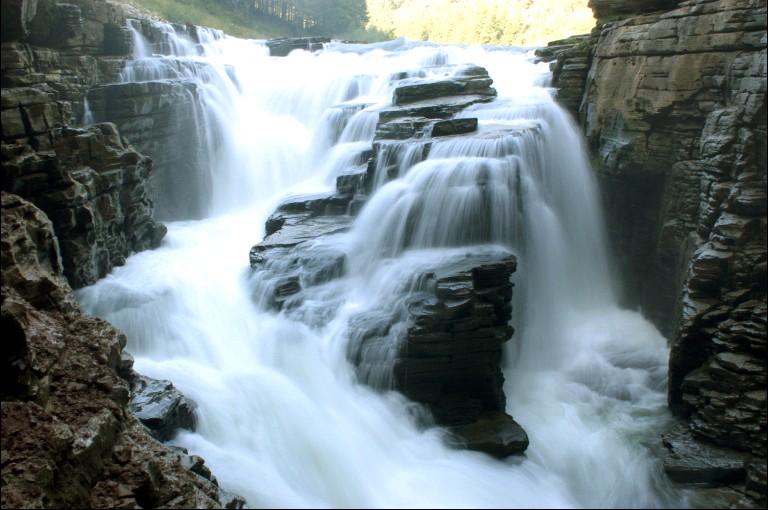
[1,1,243,507]
[1,0,167,289]
[544,0,766,503]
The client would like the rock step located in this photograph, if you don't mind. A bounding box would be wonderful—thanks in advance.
[130,375,197,442]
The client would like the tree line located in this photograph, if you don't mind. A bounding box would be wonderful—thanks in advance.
[211,0,368,34]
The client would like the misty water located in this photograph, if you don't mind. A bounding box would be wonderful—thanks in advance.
[77,22,695,508]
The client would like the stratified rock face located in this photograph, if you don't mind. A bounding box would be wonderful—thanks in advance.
[1,0,167,289]
[375,255,517,427]
[535,34,593,119]
[2,123,167,288]
[1,0,131,121]
[580,0,766,337]
[86,81,212,221]
[346,251,529,457]
[1,193,245,509]
[545,0,766,503]
[377,64,497,125]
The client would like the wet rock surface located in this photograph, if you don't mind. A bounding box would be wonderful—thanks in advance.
[535,34,593,119]
[130,375,198,443]
[545,0,766,504]
[348,250,527,456]
[248,63,527,456]
[663,424,748,485]
[2,123,167,288]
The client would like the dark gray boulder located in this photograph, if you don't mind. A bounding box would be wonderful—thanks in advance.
[131,375,197,442]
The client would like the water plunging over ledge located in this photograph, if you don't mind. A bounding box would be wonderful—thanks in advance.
[77,24,695,508]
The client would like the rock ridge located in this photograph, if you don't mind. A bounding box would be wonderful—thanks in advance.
[544,0,766,504]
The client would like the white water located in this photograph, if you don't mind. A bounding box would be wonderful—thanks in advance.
[76,27,694,508]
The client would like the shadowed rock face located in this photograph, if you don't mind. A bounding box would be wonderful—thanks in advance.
[1,0,167,289]
[545,0,766,504]
[588,0,682,24]
[1,192,246,509]
[1,2,245,507]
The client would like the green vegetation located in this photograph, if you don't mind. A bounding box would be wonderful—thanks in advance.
[121,0,297,38]
[122,0,384,40]
[366,0,596,46]
[122,0,595,45]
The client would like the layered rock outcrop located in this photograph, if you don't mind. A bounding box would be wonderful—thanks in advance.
[1,0,166,288]
[349,253,528,458]
[2,122,166,288]
[249,65,528,457]
[544,0,766,504]
[1,192,245,509]
[1,2,246,507]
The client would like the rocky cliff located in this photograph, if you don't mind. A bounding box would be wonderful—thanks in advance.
[1,1,243,507]
[1,0,166,289]
[3,0,766,506]
[543,0,766,504]
[1,192,245,508]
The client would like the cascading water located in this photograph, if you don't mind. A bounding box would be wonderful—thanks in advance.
[76,25,698,508]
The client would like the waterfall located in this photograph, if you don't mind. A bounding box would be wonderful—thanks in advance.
[76,26,696,508]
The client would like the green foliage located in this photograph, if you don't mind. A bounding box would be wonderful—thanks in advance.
[121,0,299,38]
[366,0,596,46]
[122,0,372,38]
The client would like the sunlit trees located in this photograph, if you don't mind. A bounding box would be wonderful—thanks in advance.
[367,0,596,46]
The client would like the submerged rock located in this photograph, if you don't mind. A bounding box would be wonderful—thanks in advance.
[447,411,529,458]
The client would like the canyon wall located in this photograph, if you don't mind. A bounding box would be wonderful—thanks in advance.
[1,0,166,289]
[1,2,242,507]
[545,0,766,503]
